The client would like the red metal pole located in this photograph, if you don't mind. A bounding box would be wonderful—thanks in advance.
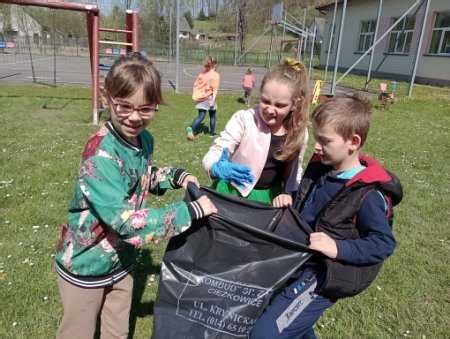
[1,0,100,124]
[126,10,139,53]
[86,13,93,76]
[132,11,139,52]
[92,13,99,125]
[87,12,99,125]
[126,10,132,53]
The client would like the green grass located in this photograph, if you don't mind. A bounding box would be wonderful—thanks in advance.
[311,67,450,99]
[1,83,449,338]
[193,19,221,33]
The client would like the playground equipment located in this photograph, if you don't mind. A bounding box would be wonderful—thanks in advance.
[0,0,138,125]
[231,2,317,75]
[378,81,397,108]
[98,10,138,61]
[312,80,322,105]
[97,10,139,115]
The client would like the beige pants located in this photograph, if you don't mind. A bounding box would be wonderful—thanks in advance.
[56,274,133,339]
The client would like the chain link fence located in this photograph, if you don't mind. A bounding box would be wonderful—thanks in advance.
[0,1,320,92]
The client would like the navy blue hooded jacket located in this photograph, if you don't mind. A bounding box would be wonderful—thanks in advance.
[294,154,403,299]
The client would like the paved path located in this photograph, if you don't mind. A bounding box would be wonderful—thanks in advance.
[0,53,356,96]
[0,54,267,91]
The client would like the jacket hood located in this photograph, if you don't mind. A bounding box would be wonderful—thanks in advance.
[311,154,403,206]
[350,154,403,206]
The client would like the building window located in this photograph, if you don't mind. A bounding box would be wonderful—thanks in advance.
[387,16,415,54]
[357,20,376,52]
[429,11,450,55]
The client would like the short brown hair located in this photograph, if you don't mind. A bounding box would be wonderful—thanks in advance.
[104,52,162,105]
[312,94,372,146]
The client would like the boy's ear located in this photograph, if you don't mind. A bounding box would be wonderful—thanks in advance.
[350,134,362,150]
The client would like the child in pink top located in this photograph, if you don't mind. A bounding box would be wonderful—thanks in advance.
[242,68,256,107]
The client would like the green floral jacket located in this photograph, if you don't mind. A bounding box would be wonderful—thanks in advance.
[55,122,192,283]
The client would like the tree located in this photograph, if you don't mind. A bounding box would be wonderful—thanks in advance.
[21,6,87,39]
[136,0,170,44]
[237,0,247,54]
[198,8,207,20]
[184,11,194,29]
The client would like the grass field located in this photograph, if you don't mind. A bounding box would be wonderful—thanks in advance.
[0,82,449,338]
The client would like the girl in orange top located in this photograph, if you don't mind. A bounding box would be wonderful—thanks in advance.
[187,56,220,140]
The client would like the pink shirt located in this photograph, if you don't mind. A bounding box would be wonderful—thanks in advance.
[242,74,255,90]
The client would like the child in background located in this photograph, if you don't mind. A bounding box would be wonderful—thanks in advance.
[242,68,256,107]
[187,56,221,140]
[55,53,216,339]
[202,58,309,206]
[250,96,402,339]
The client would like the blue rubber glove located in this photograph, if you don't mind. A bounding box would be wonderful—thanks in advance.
[211,149,254,187]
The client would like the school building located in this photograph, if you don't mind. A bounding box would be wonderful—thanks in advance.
[317,0,450,86]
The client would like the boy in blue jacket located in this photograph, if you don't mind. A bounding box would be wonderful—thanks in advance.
[251,95,403,339]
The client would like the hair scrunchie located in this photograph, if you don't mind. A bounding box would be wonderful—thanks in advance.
[283,57,305,72]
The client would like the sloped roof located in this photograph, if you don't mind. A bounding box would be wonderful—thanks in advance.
[6,6,42,36]
[316,1,343,12]
[179,16,191,32]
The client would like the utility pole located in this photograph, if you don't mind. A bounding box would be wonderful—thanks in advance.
[267,24,274,68]
[308,22,317,79]
[52,8,57,86]
[302,7,307,55]
[365,0,383,90]
[175,0,180,92]
[234,5,239,65]
[324,0,337,82]
[408,0,430,97]
[169,0,173,59]
[331,0,347,95]
[279,6,286,61]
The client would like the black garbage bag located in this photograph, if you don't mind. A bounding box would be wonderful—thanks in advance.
[153,185,313,339]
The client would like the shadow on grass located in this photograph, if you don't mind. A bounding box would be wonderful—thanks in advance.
[192,123,212,136]
[128,248,160,338]
[0,94,90,100]
[41,98,71,110]
[92,248,160,339]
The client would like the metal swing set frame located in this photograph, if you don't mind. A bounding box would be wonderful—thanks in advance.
[0,0,139,124]
[323,0,431,97]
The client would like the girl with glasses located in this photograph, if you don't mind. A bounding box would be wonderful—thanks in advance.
[55,53,216,339]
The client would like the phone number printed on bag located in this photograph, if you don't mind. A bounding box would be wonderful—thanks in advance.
[176,273,271,337]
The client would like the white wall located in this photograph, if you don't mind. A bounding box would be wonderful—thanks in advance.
[319,0,450,83]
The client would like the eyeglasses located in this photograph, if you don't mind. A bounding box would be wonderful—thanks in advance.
[109,96,158,119]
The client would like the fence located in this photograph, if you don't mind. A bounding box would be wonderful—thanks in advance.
[0,3,321,93]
